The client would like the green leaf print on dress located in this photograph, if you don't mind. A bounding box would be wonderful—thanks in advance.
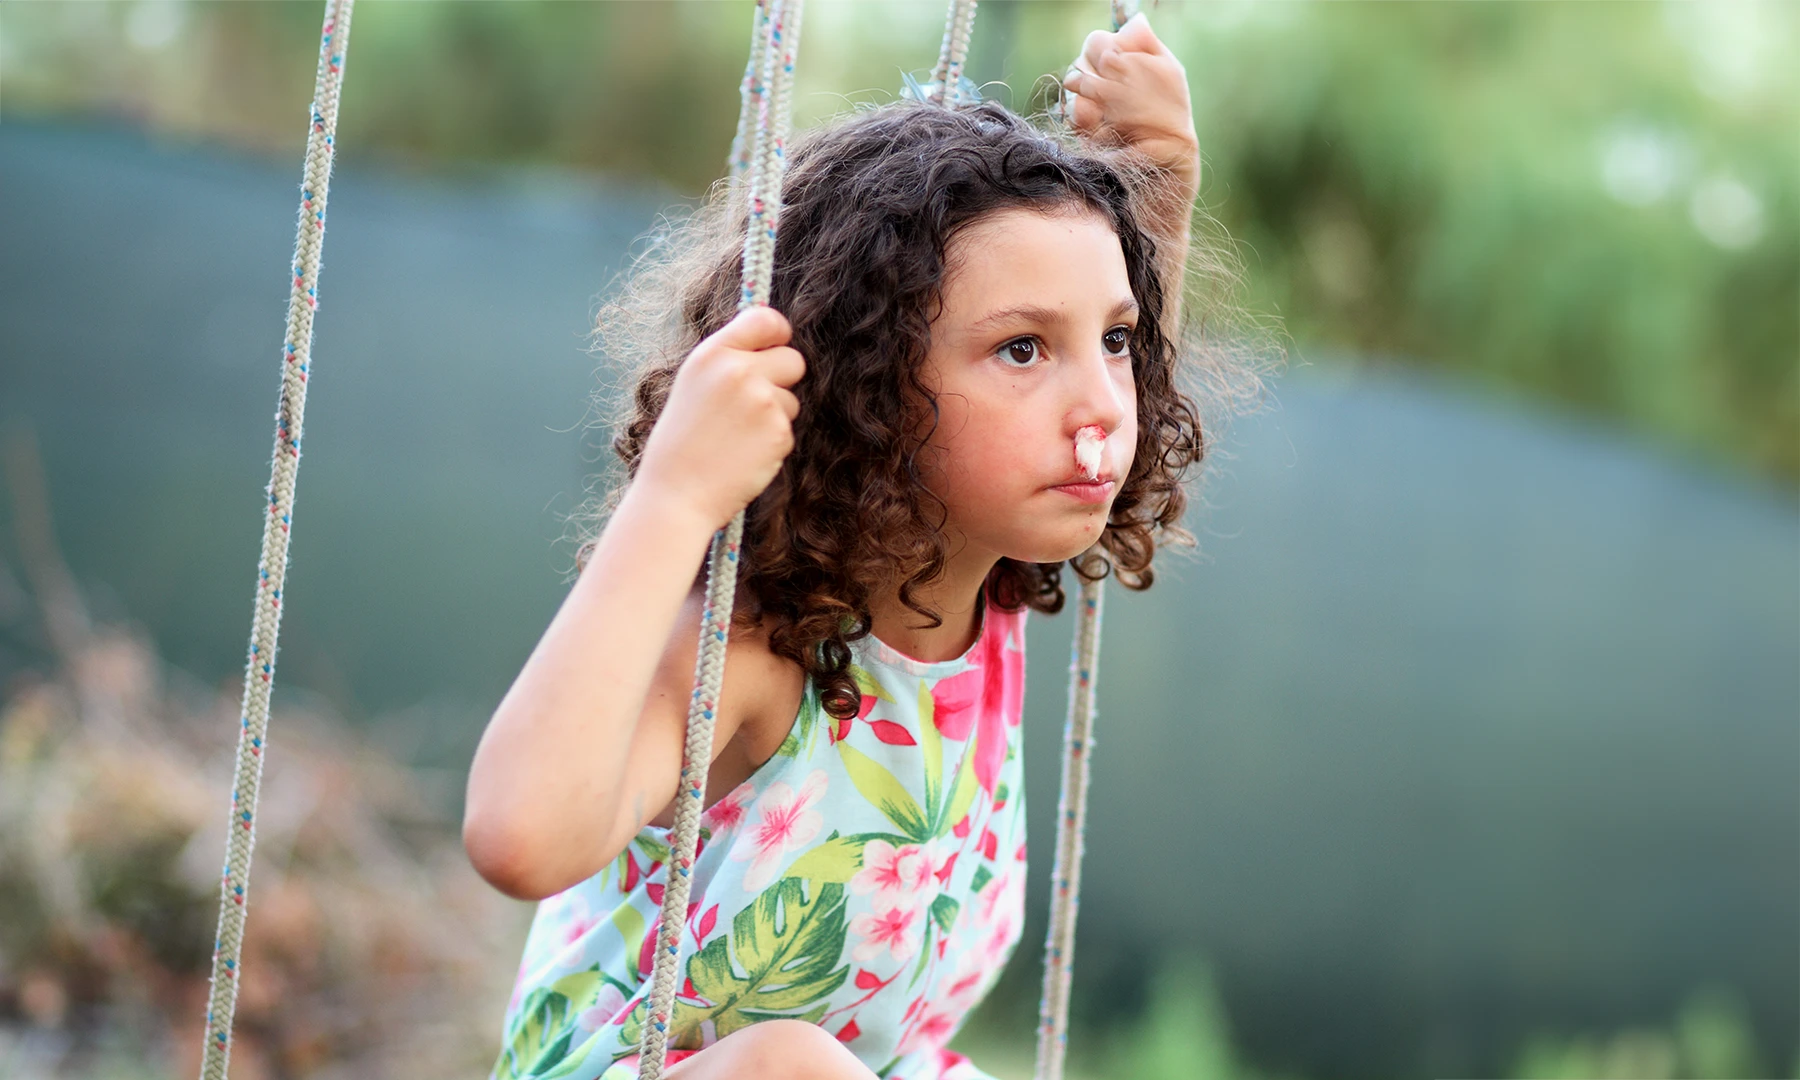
[492,601,1032,1080]
[684,875,852,1039]
[837,740,930,841]
[837,667,981,846]
[775,684,825,759]
[496,967,631,1080]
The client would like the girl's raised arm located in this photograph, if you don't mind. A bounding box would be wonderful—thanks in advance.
[462,306,804,901]
[1062,13,1201,329]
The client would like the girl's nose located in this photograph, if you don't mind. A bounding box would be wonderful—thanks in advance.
[1068,348,1129,435]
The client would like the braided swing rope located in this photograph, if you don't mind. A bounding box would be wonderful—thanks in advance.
[1033,571,1104,1080]
[727,0,772,177]
[198,1,355,1077]
[1033,4,1139,1076]
[635,1,805,1076]
[929,0,978,105]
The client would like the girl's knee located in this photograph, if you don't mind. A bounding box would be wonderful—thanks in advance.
[733,1019,874,1080]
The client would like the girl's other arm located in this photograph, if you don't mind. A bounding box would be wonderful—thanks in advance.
[463,307,805,901]
[1062,13,1201,329]
[463,484,715,901]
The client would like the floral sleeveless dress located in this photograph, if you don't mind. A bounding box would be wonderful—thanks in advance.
[490,598,1029,1080]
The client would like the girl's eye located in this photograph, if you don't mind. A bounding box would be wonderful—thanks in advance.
[1103,326,1131,356]
[999,337,1041,367]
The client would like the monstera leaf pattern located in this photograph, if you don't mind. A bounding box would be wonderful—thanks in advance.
[495,968,629,1080]
[685,876,851,1037]
[491,603,1029,1080]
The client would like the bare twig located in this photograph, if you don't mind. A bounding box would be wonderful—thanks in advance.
[0,424,91,668]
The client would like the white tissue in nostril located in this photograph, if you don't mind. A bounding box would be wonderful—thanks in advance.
[1074,425,1106,481]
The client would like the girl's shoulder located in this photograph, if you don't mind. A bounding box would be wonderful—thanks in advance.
[640,586,806,827]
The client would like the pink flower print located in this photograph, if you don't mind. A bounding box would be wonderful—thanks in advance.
[848,689,917,746]
[545,894,604,971]
[866,719,917,746]
[929,668,982,741]
[507,955,531,1011]
[980,909,1022,968]
[577,982,628,1032]
[938,1049,988,1080]
[974,868,1023,928]
[850,903,921,964]
[899,1005,959,1057]
[728,769,828,890]
[849,839,936,913]
[927,607,1024,796]
[562,896,603,946]
[917,838,949,895]
[937,949,987,1014]
[689,902,720,947]
[972,870,1024,967]
[701,782,753,832]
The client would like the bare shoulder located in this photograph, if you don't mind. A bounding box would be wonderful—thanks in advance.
[640,585,806,826]
[652,586,804,728]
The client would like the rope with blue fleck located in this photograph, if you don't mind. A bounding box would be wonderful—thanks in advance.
[1034,572,1104,1080]
[636,0,804,1075]
[929,0,978,105]
[1031,15,1136,1080]
[728,0,772,177]
[199,1,353,1077]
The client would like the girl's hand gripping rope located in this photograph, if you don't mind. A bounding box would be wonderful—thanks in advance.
[1060,12,1200,202]
[636,306,806,532]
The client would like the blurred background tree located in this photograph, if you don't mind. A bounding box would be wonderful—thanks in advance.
[5,0,1794,478]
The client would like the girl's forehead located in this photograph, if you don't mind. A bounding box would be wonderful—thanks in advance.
[939,206,1131,322]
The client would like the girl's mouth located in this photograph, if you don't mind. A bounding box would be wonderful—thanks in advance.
[1050,479,1115,504]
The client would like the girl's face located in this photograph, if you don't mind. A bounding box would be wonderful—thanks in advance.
[918,204,1139,567]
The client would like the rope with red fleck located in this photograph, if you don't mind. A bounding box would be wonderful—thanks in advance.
[1031,15,1136,1080]
[1034,571,1104,1080]
[635,0,804,1075]
[930,0,978,105]
[199,1,353,1077]
[728,0,772,177]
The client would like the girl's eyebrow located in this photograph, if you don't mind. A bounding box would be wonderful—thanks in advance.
[967,297,1140,332]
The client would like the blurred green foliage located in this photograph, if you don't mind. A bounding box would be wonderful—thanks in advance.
[3,0,1794,477]
[946,955,1796,1079]
[1111,960,1791,1080]
[1175,1,1798,480]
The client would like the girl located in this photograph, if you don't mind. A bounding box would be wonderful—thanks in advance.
[466,14,1242,1080]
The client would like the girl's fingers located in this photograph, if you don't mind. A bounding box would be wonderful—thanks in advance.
[1071,14,1169,86]
[1113,12,1170,57]
[1065,88,1108,137]
[1060,64,1096,96]
[1079,29,1114,75]
[711,304,792,352]
[759,344,806,389]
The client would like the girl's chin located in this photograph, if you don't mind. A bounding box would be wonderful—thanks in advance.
[1003,523,1110,565]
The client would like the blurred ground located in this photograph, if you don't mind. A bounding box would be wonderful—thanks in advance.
[0,431,529,1079]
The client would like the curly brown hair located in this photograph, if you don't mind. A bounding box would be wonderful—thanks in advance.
[572,99,1267,720]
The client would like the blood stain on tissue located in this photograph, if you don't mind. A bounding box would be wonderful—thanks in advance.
[1074,425,1105,480]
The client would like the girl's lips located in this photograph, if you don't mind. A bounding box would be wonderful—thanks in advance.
[1049,479,1115,504]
